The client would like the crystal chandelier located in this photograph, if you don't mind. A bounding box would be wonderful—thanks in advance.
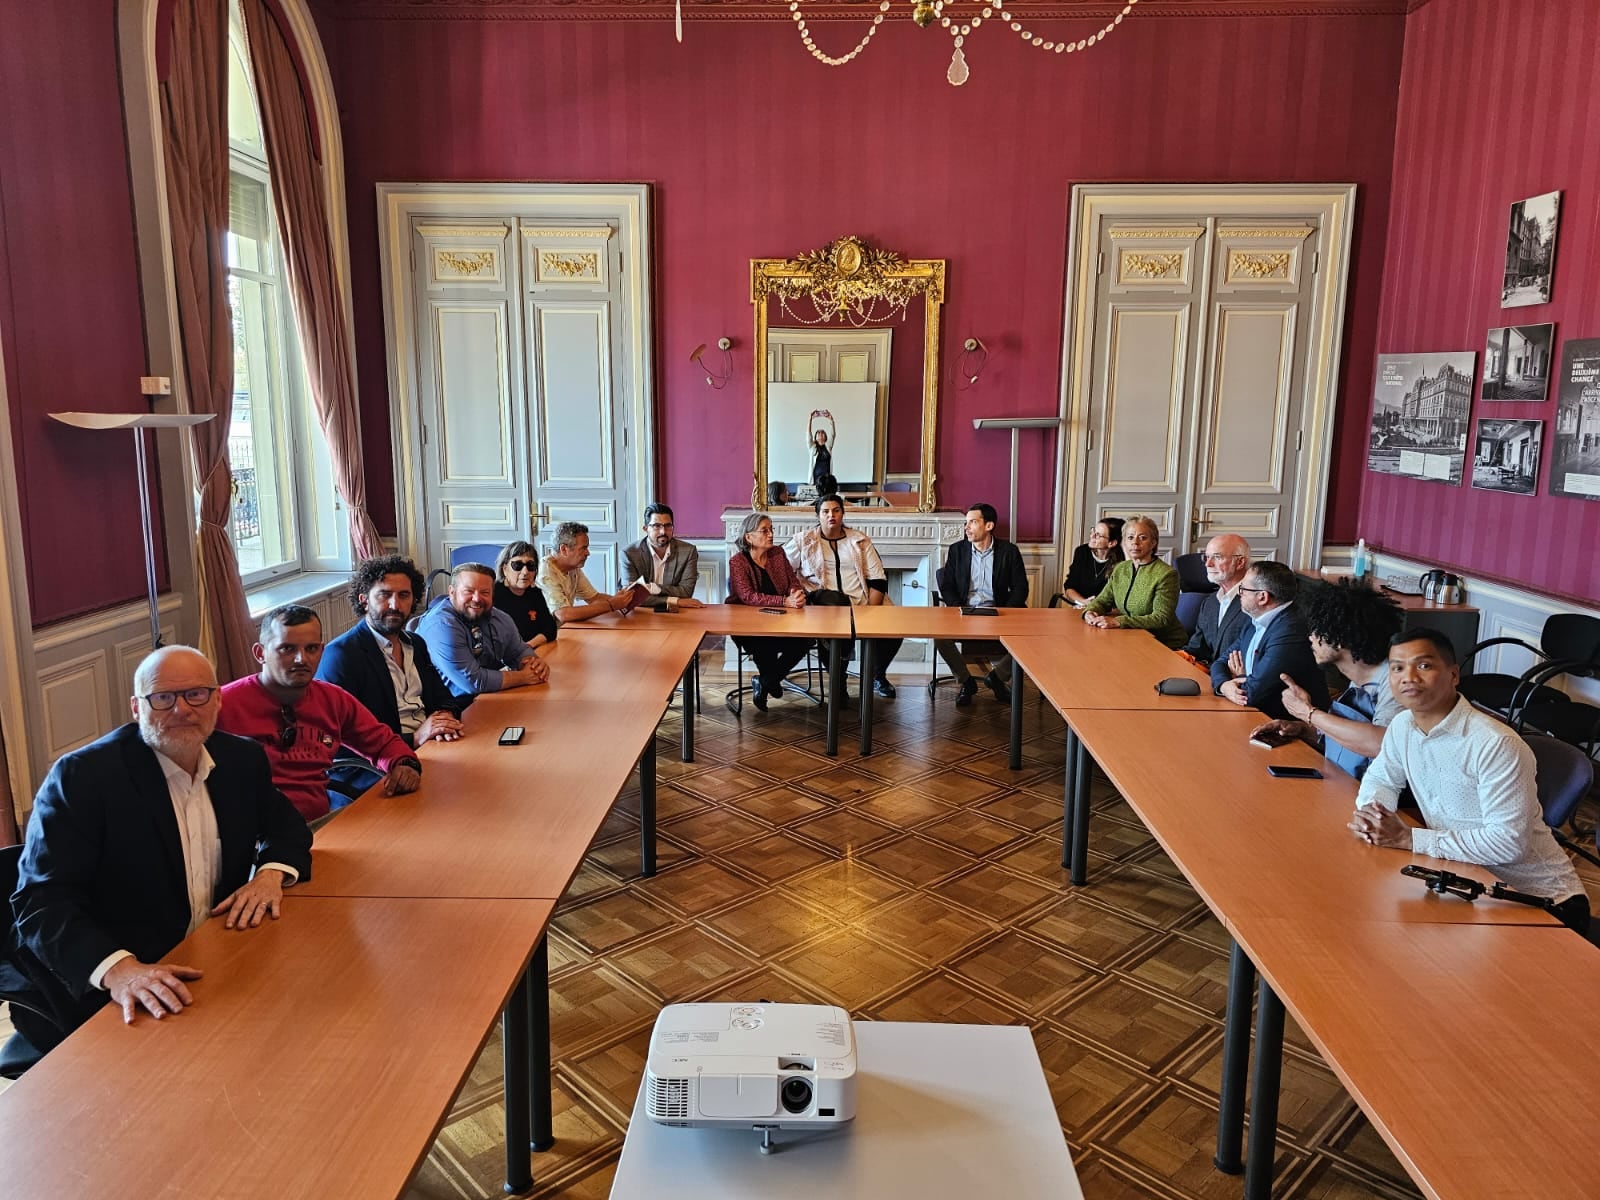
[788,0,1141,86]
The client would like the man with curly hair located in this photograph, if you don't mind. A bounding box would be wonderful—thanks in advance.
[1250,580,1403,778]
[317,555,464,748]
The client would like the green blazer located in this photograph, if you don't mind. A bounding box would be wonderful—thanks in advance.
[1082,558,1186,648]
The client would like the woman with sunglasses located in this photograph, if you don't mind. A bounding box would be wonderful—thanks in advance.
[494,541,558,648]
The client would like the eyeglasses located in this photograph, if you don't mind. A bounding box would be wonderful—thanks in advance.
[141,687,217,711]
[1237,586,1268,595]
[647,521,674,531]
[507,559,538,573]
[277,704,298,749]
[1202,553,1242,563]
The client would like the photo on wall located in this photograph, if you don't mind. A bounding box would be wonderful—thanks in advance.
[1366,351,1477,486]
[1481,323,1554,401]
[1502,191,1561,308]
[1549,337,1600,503]
[1470,419,1542,496]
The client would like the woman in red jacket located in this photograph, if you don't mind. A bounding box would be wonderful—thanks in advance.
[728,512,813,711]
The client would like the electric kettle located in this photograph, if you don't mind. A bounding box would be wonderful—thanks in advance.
[1419,570,1463,604]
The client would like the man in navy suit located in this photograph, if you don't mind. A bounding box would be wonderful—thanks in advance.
[316,555,463,748]
[936,503,1030,706]
[1182,534,1253,667]
[10,646,312,1057]
[1210,561,1328,720]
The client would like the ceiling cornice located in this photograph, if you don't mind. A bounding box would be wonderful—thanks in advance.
[318,0,1414,22]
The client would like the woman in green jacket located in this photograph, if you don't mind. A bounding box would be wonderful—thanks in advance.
[1081,516,1186,649]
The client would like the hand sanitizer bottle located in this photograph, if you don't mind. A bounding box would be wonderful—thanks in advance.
[1352,538,1368,582]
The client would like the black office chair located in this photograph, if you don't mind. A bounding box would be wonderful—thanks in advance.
[721,596,826,718]
[1,843,74,1078]
[1460,613,1600,725]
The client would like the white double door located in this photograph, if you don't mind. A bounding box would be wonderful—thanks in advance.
[400,200,646,590]
[1065,186,1356,565]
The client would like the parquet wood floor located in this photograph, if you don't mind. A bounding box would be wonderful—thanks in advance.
[4,653,1597,1199]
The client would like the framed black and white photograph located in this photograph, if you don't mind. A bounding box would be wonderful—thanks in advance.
[1502,191,1561,308]
[1481,322,1554,401]
[1549,337,1600,502]
[1366,351,1477,486]
[1470,419,1542,495]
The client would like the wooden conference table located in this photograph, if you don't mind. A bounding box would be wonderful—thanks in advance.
[0,895,555,1199]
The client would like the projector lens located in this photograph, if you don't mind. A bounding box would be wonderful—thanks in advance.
[780,1076,813,1114]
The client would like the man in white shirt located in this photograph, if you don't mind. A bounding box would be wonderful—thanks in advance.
[1350,628,1589,933]
[10,646,312,1060]
[622,503,703,611]
[1182,534,1252,666]
[785,494,901,698]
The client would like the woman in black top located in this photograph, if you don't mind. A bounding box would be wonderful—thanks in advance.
[493,540,558,646]
[1062,517,1124,607]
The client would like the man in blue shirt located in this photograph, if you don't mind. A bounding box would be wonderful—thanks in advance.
[936,503,1029,707]
[415,563,549,704]
[1211,561,1326,720]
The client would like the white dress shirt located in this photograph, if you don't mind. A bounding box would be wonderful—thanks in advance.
[1356,695,1583,900]
[90,746,301,989]
[370,624,426,736]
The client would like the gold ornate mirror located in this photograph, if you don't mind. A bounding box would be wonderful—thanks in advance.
[752,236,945,512]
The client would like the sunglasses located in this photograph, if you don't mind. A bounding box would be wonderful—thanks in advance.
[507,559,538,573]
[141,687,218,711]
[277,704,298,749]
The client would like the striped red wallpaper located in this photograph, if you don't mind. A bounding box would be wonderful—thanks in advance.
[1361,0,1600,602]
[321,9,1407,544]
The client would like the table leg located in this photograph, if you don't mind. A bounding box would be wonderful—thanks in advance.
[502,970,532,1194]
[1070,729,1092,886]
[680,658,695,764]
[527,937,554,1152]
[1243,976,1285,1200]
[639,736,657,877]
[1061,727,1078,869]
[825,640,844,757]
[859,640,876,756]
[1214,940,1256,1175]
[1008,656,1024,770]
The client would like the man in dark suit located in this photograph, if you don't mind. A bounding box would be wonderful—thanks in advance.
[1182,534,1253,667]
[10,646,312,1059]
[317,554,463,749]
[936,503,1030,706]
[1210,561,1328,720]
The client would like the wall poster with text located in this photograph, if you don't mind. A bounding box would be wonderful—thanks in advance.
[1366,351,1477,486]
[1550,337,1600,502]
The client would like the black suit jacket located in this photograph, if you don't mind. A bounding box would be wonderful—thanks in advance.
[1183,591,1253,666]
[939,538,1029,608]
[11,725,313,1013]
[1210,605,1328,720]
[316,619,459,742]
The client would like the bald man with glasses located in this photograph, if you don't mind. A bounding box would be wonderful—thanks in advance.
[1182,534,1253,667]
[9,646,311,1063]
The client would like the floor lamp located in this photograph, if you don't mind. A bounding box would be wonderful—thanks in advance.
[972,416,1062,539]
[49,411,216,650]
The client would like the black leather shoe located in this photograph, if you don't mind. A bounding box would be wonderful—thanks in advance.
[987,672,1012,704]
[955,678,977,707]
[751,678,768,712]
[873,676,896,699]
[761,676,784,702]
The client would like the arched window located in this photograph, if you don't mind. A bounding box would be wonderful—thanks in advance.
[225,0,343,582]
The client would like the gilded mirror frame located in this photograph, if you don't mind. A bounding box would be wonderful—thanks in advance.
[752,236,945,512]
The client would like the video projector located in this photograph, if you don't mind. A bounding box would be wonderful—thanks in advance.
[644,1002,857,1142]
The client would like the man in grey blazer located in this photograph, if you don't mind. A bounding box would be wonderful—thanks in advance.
[622,503,703,611]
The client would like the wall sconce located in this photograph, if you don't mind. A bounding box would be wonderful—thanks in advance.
[956,336,989,390]
[690,337,734,389]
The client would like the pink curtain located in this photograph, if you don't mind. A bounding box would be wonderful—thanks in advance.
[162,0,256,681]
[241,0,385,561]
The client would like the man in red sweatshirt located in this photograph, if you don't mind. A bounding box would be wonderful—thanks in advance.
[219,605,421,822]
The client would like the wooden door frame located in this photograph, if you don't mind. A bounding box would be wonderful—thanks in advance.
[1053,184,1357,574]
[376,183,656,561]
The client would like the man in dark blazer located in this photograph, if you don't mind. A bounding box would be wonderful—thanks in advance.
[937,503,1030,706]
[1210,561,1328,721]
[10,646,312,1059]
[622,503,703,610]
[1182,534,1254,667]
[317,554,463,749]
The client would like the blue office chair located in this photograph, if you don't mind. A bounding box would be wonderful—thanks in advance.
[1176,591,1206,637]
[1524,732,1600,869]
[427,542,510,600]
[1174,553,1216,594]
